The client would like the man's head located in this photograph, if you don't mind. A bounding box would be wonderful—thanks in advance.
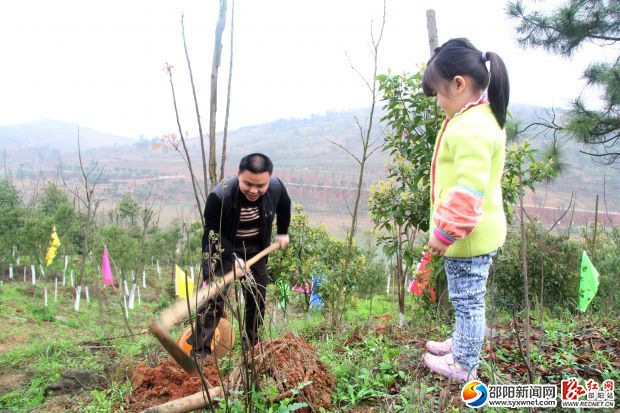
[237,153,273,202]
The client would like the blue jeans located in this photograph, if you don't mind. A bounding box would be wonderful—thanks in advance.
[445,252,494,371]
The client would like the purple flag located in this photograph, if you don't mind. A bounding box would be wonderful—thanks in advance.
[102,247,114,285]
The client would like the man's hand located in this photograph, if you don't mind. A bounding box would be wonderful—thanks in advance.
[277,234,290,249]
[428,232,449,256]
[233,256,246,275]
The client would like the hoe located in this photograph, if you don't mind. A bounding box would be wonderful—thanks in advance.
[149,242,280,374]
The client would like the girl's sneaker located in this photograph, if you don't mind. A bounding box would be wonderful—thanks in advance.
[425,337,453,356]
[422,352,477,383]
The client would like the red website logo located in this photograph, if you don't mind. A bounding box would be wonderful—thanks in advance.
[561,378,586,401]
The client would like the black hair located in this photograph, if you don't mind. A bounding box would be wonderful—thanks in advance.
[239,153,273,174]
[422,38,510,128]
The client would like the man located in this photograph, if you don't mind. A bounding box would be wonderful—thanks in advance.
[190,153,291,357]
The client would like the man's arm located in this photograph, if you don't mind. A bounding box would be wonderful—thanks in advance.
[275,178,291,249]
[202,191,235,261]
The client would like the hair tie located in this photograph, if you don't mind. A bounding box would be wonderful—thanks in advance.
[481,52,488,62]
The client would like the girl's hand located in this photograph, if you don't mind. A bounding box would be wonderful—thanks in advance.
[428,233,450,256]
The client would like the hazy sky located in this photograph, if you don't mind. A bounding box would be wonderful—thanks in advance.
[0,0,615,138]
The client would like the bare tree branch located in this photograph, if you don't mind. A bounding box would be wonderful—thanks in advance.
[323,138,361,165]
[164,63,205,227]
[220,0,235,180]
[345,51,373,94]
[181,15,209,206]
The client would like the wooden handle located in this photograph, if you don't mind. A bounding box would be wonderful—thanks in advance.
[242,241,281,267]
[158,242,280,330]
[141,386,224,413]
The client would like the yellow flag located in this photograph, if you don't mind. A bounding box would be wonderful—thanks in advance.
[45,227,61,267]
[175,265,194,298]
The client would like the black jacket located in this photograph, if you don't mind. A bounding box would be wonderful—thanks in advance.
[201,176,291,262]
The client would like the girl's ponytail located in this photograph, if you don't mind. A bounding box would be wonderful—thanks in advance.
[486,52,510,128]
[423,38,511,129]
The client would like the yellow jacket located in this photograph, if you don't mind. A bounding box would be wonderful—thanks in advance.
[430,103,507,258]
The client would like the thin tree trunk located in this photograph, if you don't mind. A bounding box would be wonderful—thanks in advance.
[426,9,439,54]
[567,192,577,235]
[592,194,599,262]
[519,171,534,384]
[539,262,545,345]
[332,0,385,327]
[77,131,90,288]
[397,227,405,326]
[220,0,235,180]
[208,0,228,189]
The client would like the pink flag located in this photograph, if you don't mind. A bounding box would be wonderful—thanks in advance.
[102,247,114,285]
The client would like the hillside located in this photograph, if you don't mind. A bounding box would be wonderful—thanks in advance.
[0,119,136,151]
[1,105,618,228]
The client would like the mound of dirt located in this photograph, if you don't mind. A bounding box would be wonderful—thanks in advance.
[230,332,335,411]
[126,358,221,412]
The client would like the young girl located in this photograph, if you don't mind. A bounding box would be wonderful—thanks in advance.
[420,38,509,382]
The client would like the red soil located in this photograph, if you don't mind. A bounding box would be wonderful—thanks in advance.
[126,357,221,412]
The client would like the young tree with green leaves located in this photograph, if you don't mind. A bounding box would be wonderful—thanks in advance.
[507,0,620,164]
[118,193,139,227]
[0,180,24,275]
[268,205,331,312]
[370,70,443,323]
[327,0,386,327]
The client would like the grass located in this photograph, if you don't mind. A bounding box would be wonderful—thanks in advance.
[1,270,619,412]
[0,267,168,412]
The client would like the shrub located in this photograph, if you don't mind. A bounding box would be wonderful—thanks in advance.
[493,221,582,311]
[582,226,620,313]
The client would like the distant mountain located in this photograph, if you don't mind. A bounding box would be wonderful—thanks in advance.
[2,105,618,213]
[0,119,136,151]
[222,108,385,170]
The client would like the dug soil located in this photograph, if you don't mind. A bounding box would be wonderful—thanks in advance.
[125,333,334,412]
[126,357,221,412]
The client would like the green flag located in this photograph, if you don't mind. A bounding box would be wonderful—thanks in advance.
[579,251,600,312]
[276,279,291,309]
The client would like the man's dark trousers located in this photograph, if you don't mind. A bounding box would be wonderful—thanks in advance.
[190,241,268,354]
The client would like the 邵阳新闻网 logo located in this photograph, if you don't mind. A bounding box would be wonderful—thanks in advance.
[462,380,488,408]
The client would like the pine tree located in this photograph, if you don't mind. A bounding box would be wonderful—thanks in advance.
[507,0,620,165]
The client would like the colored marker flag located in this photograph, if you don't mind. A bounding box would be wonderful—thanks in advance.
[579,250,600,312]
[45,227,61,267]
[102,246,114,285]
[175,265,194,298]
[276,279,291,309]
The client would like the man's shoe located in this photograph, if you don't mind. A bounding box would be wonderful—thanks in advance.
[425,337,453,356]
[422,352,477,383]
